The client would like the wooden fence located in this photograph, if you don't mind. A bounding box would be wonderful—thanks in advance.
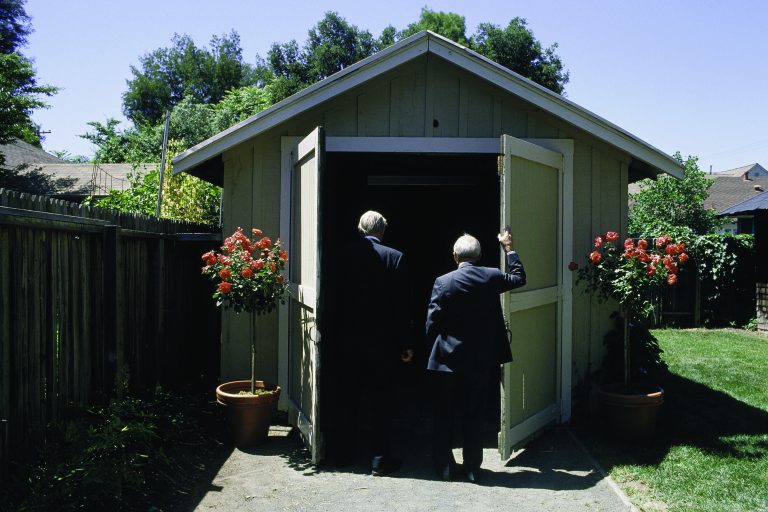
[0,189,222,468]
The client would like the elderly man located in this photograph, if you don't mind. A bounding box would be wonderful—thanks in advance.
[329,210,413,475]
[425,230,526,482]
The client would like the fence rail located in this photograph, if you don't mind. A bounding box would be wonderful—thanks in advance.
[0,189,222,470]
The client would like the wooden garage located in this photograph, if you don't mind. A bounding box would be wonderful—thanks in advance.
[173,31,683,463]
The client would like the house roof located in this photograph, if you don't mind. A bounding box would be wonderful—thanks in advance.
[0,138,67,167]
[17,163,154,198]
[704,176,768,213]
[173,31,683,181]
[713,163,768,178]
[720,190,768,215]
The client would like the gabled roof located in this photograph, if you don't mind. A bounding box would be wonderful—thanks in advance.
[173,31,683,180]
[704,176,768,213]
[720,190,768,215]
[713,163,768,178]
[1,138,67,167]
[12,162,154,198]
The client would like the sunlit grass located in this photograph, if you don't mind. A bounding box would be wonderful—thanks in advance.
[578,329,768,512]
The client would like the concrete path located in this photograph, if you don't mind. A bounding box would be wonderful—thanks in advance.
[191,424,633,512]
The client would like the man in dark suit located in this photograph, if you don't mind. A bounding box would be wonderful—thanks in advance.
[330,210,413,475]
[425,230,526,482]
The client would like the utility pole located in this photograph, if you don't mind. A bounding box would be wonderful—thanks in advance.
[156,111,171,218]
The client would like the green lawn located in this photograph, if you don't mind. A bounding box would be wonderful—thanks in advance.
[577,329,768,512]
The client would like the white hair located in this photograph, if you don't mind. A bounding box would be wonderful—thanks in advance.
[358,210,387,236]
[453,234,481,262]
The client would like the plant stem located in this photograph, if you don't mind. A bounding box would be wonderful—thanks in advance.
[251,312,257,394]
[623,310,630,388]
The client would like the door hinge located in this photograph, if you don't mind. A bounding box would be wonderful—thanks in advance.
[497,155,504,176]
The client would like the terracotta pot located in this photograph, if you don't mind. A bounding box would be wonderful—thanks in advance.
[215,380,281,447]
[598,383,664,441]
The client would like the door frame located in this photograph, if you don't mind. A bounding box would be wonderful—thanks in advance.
[278,135,573,429]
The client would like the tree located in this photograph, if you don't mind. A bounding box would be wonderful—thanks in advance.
[79,118,159,164]
[0,0,56,162]
[471,18,568,94]
[123,31,255,126]
[629,153,722,236]
[399,7,469,45]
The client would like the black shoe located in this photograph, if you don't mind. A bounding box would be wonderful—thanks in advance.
[435,461,457,481]
[464,467,481,484]
[371,456,402,476]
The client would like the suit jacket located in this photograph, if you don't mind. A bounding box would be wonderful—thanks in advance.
[426,252,526,373]
[344,236,409,362]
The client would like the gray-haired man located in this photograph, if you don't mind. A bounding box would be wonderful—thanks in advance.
[425,230,526,482]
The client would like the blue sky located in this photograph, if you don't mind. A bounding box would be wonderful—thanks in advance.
[24,0,768,173]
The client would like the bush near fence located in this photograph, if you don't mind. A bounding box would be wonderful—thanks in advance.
[0,189,222,470]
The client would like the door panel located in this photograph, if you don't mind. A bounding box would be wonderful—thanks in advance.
[280,127,325,463]
[499,135,562,459]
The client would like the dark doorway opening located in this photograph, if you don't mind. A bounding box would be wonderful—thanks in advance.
[320,152,502,463]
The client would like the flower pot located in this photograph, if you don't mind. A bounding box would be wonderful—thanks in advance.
[215,380,281,447]
[598,383,664,441]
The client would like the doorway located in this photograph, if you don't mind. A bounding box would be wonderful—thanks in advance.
[320,152,502,459]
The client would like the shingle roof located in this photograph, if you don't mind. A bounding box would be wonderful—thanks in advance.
[0,139,67,167]
[17,163,155,197]
[720,190,768,215]
[713,163,768,178]
[704,176,768,213]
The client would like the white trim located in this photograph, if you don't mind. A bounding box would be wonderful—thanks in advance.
[503,404,559,454]
[326,136,499,154]
[502,137,563,169]
[173,31,682,179]
[507,286,558,312]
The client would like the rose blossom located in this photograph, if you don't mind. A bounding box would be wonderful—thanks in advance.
[605,231,619,242]
[646,264,657,276]
[280,250,288,262]
[259,237,272,249]
[241,267,253,279]
[667,274,678,285]
[624,238,635,249]
[253,259,265,270]
[594,236,603,248]
[252,228,262,237]
[679,253,689,263]
[589,251,602,264]
[568,261,578,271]
[219,268,231,279]
[218,282,232,293]
[637,239,649,250]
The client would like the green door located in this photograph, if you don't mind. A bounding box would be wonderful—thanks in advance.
[499,135,564,459]
[280,127,325,463]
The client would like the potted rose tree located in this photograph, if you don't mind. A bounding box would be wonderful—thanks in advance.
[201,227,288,447]
[572,231,689,440]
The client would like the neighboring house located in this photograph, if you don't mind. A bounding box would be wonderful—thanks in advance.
[720,191,768,334]
[628,162,768,234]
[0,138,154,200]
[706,164,768,234]
[173,31,683,463]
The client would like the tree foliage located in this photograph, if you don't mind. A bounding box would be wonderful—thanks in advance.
[0,0,57,162]
[400,7,469,45]
[629,153,722,236]
[123,32,255,126]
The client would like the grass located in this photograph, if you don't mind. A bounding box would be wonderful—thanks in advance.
[577,328,768,512]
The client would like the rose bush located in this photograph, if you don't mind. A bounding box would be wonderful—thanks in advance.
[572,231,688,321]
[201,227,288,394]
[201,227,288,315]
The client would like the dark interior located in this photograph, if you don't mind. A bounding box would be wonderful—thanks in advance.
[320,152,502,447]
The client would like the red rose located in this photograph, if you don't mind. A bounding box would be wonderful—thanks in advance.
[624,238,635,249]
[651,254,661,264]
[589,251,602,264]
[594,236,603,248]
[217,254,232,266]
[646,264,657,276]
[241,267,253,279]
[668,263,678,275]
[253,259,264,270]
[259,237,272,249]
[605,231,619,242]
[667,274,678,285]
[665,244,676,255]
[269,261,276,272]
[252,228,262,237]
[677,243,685,254]
[218,282,231,293]
[568,261,578,271]
[679,252,689,263]
[637,239,648,250]
[219,268,231,279]
[201,251,216,265]
[280,250,288,262]
[655,235,670,247]
[638,250,650,263]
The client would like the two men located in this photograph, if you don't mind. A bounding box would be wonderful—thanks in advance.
[339,210,525,481]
